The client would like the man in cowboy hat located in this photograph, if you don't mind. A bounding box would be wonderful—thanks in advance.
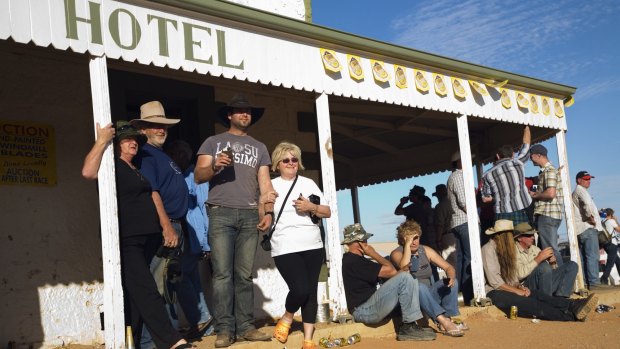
[513,222,578,298]
[482,220,597,321]
[132,101,212,340]
[572,170,609,289]
[341,223,436,341]
[528,143,565,266]
[481,126,532,225]
[194,94,275,347]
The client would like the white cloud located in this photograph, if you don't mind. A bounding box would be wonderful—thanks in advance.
[575,76,620,102]
[390,0,620,82]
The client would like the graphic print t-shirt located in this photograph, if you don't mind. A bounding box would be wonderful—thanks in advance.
[197,133,270,209]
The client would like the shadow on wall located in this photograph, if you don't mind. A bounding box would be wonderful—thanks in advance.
[0,41,105,347]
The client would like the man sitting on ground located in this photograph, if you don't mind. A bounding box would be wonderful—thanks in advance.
[341,223,436,341]
[514,223,578,298]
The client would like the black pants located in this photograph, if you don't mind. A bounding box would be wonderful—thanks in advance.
[121,234,183,349]
[273,248,324,323]
[487,289,574,321]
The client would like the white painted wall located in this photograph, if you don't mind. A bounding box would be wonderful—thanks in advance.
[0,43,105,347]
[225,0,307,21]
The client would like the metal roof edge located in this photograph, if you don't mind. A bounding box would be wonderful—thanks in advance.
[151,0,576,97]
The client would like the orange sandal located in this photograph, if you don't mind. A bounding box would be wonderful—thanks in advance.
[302,339,317,349]
[273,320,291,343]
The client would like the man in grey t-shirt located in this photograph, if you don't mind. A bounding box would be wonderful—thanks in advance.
[195,94,275,348]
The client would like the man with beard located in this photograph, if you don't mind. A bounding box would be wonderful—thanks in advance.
[195,94,275,348]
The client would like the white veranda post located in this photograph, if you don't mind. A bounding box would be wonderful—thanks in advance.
[315,93,347,316]
[556,130,585,291]
[89,56,125,349]
[456,115,486,302]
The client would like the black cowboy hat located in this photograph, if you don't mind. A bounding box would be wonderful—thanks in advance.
[217,94,265,127]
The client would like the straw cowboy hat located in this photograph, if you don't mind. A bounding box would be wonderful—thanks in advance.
[513,222,538,238]
[130,101,180,125]
[485,219,514,236]
[217,94,265,126]
[341,223,373,244]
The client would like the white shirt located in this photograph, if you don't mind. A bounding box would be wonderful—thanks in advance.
[571,184,603,234]
[270,175,325,257]
[604,218,620,245]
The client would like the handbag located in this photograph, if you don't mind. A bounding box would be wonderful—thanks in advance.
[598,229,612,245]
[261,175,298,251]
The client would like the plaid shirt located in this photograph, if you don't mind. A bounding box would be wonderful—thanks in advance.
[482,143,532,213]
[447,169,468,229]
[533,162,564,220]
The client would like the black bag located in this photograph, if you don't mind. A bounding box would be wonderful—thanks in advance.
[260,234,272,251]
[260,175,298,251]
[308,194,321,224]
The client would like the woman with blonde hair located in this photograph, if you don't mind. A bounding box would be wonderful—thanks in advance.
[391,220,465,337]
[482,220,597,321]
[269,142,331,349]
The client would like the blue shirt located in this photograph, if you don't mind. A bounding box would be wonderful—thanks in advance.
[184,165,210,254]
[136,143,189,219]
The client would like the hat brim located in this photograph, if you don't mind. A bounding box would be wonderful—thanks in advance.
[485,228,514,236]
[130,117,180,125]
[217,106,264,127]
[341,233,373,245]
[514,231,536,238]
[580,175,594,180]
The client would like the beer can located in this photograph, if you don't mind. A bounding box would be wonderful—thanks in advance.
[347,333,361,345]
[510,305,518,319]
[319,337,332,348]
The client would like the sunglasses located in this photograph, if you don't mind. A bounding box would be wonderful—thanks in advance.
[281,157,299,164]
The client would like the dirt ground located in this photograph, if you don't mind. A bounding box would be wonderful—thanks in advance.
[188,301,620,349]
[346,304,620,349]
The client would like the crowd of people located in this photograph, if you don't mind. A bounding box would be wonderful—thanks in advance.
[82,95,619,348]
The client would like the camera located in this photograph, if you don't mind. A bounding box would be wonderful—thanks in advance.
[308,194,320,224]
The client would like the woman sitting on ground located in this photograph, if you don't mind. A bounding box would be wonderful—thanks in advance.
[482,219,598,321]
[390,220,466,337]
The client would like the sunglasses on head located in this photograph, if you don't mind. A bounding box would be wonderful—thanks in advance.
[281,157,299,164]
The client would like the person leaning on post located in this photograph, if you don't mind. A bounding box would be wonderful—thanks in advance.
[82,121,192,349]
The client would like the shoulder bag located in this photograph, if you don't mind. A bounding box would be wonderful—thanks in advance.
[260,175,298,251]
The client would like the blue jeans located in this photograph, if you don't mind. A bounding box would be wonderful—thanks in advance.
[523,260,578,297]
[578,228,601,286]
[175,241,212,329]
[207,206,259,335]
[352,272,423,324]
[535,215,563,266]
[451,223,473,304]
[417,279,459,322]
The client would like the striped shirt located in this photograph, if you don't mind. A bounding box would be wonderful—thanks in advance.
[533,162,564,220]
[481,143,532,214]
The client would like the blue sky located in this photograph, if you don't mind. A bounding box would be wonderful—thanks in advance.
[311,0,620,242]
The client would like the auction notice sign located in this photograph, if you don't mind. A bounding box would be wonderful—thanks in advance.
[0,120,56,186]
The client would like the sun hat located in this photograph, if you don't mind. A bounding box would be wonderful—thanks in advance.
[432,184,447,197]
[217,94,265,126]
[116,120,144,142]
[410,185,426,197]
[130,101,180,125]
[485,219,515,236]
[341,223,373,245]
[513,222,537,238]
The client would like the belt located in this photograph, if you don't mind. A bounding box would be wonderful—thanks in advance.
[169,218,184,224]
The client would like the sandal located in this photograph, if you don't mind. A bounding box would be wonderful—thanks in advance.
[273,319,291,343]
[302,339,317,349]
[452,318,469,331]
[443,329,464,337]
